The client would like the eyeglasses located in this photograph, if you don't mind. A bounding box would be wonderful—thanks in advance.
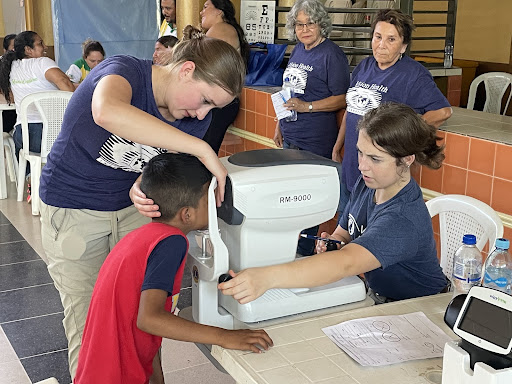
[294,22,317,31]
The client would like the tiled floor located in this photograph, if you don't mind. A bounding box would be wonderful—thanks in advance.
[0,182,235,384]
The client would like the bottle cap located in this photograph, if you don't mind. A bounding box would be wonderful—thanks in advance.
[462,234,477,245]
[495,238,510,250]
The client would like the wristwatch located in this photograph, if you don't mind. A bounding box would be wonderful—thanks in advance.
[308,102,313,112]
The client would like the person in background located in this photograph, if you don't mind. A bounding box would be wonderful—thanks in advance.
[39,25,245,379]
[332,9,452,215]
[0,31,74,201]
[75,153,272,384]
[199,0,250,154]
[2,33,15,54]
[1,33,17,133]
[219,103,448,305]
[152,35,178,65]
[275,0,350,256]
[66,39,105,87]
[159,0,177,37]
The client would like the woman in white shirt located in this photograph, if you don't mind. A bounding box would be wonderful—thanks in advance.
[0,31,74,166]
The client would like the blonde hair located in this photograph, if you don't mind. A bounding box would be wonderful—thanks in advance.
[170,25,245,96]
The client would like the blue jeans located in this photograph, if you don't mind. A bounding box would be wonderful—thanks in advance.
[13,123,43,175]
[283,140,319,256]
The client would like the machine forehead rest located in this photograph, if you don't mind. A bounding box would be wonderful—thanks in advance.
[228,149,342,174]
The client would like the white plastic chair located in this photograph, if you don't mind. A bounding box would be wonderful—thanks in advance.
[467,72,512,115]
[3,131,18,184]
[426,194,504,279]
[17,91,73,215]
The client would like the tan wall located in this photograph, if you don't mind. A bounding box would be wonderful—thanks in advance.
[26,0,53,46]
[412,0,512,64]
[455,0,512,64]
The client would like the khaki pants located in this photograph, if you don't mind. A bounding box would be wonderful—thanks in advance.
[40,202,150,378]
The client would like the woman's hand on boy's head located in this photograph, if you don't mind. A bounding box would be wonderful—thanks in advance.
[130,178,161,218]
[218,269,270,304]
[220,329,273,353]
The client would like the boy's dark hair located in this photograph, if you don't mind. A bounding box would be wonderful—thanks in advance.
[140,153,212,221]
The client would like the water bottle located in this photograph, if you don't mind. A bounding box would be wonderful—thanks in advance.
[282,78,297,122]
[443,43,453,68]
[452,234,482,297]
[482,238,512,295]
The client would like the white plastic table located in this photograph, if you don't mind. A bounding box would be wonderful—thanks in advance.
[212,293,457,384]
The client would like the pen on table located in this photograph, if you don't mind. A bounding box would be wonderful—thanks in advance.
[300,234,344,244]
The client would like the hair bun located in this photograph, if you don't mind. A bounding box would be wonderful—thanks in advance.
[182,25,205,40]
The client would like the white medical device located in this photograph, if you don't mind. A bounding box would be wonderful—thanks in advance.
[186,149,366,329]
[453,286,512,355]
[442,286,512,384]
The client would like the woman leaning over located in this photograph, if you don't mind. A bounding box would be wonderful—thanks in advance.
[39,26,245,378]
[332,9,452,212]
[0,31,74,159]
[276,0,350,255]
[220,103,448,305]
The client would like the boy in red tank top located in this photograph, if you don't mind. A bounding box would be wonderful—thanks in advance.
[75,153,272,384]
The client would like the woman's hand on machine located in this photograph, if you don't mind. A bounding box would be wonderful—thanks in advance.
[129,176,161,218]
[218,269,270,304]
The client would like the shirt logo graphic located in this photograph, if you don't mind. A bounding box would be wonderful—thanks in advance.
[283,66,307,95]
[348,213,366,237]
[96,135,166,172]
[346,86,382,116]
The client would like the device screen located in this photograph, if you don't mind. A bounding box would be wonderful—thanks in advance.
[458,297,512,349]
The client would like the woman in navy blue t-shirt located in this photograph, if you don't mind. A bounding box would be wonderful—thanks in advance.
[219,103,447,305]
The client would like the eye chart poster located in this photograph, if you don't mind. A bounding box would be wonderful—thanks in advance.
[241,1,276,44]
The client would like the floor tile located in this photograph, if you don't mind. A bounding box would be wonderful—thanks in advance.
[0,224,24,243]
[182,265,192,288]
[21,349,70,384]
[0,213,9,225]
[0,359,31,384]
[164,362,234,384]
[177,286,192,309]
[0,284,63,323]
[0,241,40,265]
[0,326,19,363]
[0,260,53,292]
[2,313,67,359]
[161,338,210,373]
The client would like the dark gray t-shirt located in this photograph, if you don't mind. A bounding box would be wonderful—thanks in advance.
[339,176,446,300]
[40,55,211,211]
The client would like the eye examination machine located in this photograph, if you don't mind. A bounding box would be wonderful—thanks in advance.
[186,149,367,330]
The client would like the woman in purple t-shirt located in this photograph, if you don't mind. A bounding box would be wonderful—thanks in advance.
[332,9,452,213]
[39,26,246,379]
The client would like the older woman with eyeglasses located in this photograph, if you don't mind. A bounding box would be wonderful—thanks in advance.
[275,0,350,256]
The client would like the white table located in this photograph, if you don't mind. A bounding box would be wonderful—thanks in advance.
[0,103,16,199]
[212,293,457,384]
